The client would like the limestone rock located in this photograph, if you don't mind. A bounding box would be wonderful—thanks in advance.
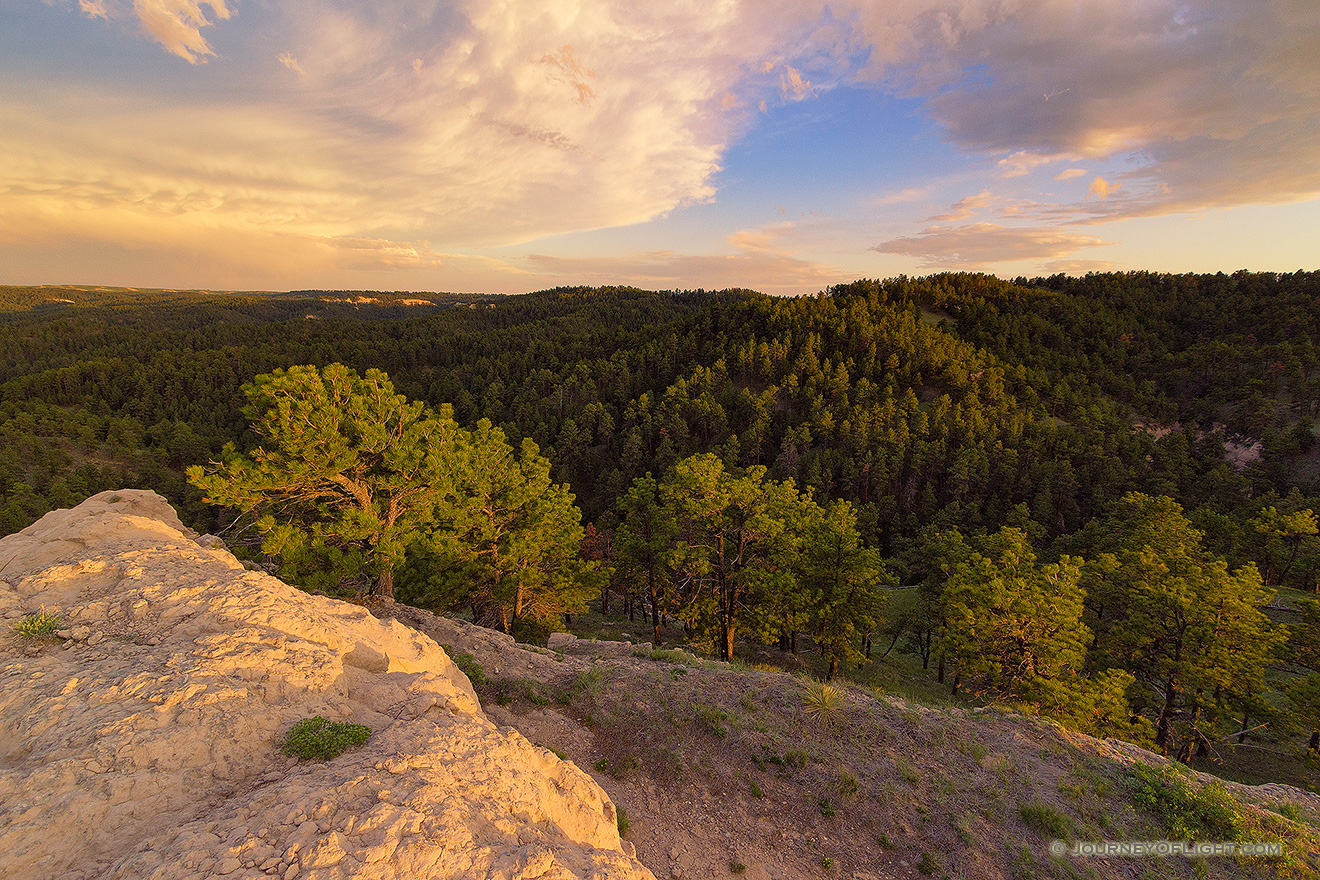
[0,490,654,880]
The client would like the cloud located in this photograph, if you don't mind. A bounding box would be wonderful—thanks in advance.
[525,222,847,295]
[132,0,231,63]
[845,0,1320,217]
[780,65,815,100]
[22,0,1320,290]
[1087,177,1119,200]
[539,45,596,105]
[928,190,991,222]
[873,223,1113,269]
[277,52,304,75]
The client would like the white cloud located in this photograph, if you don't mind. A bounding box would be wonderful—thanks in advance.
[20,0,1320,289]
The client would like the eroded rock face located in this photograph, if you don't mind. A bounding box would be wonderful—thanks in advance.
[0,490,654,880]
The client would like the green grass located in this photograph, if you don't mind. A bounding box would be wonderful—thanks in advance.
[1018,800,1072,838]
[12,610,60,638]
[695,703,730,737]
[280,716,371,760]
[616,806,630,837]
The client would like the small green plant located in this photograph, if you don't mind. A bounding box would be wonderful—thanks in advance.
[1275,802,1301,821]
[13,609,60,639]
[897,757,920,784]
[800,680,847,725]
[616,806,630,837]
[1018,800,1071,839]
[729,860,746,874]
[749,780,765,798]
[916,852,938,875]
[280,716,371,760]
[818,798,836,817]
[558,666,605,704]
[836,767,859,797]
[695,703,730,738]
[450,650,487,687]
[876,832,893,849]
[1127,763,1244,841]
[820,856,833,870]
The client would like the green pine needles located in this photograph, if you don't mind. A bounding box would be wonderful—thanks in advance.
[280,716,372,761]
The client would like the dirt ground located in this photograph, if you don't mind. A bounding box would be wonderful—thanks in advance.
[376,604,1320,880]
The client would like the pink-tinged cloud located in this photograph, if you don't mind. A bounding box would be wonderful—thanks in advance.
[277,52,304,75]
[1055,168,1087,181]
[1087,177,1119,200]
[873,223,1113,269]
[132,0,230,63]
[928,190,992,222]
[525,224,847,295]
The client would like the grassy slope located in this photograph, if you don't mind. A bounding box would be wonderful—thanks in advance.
[381,603,1320,880]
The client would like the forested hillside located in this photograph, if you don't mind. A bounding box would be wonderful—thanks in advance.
[3,272,1319,784]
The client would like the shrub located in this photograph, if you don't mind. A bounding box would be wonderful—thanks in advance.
[1127,763,1244,841]
[800,680,847,726]
[616,806,630,837]
[448,649,487,687]
[749,780,765,798]
[819,798,836,817]
[729,860,747,874]
[13,610,60,639]
[281,716,372,760]
[916,852,938,875]
[820,856,834,870]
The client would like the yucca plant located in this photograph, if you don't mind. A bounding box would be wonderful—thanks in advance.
[800,679,847,726]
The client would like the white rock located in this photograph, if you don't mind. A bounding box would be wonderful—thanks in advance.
[0,490,654,880]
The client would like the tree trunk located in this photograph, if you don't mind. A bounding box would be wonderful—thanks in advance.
[1155,677,1178,752]
[1237,711,1251,744]
[937,652,945,683]
[827,655,839,681]
[722,624,736,662]
[649,570,662,646]
[601,582,610,615]
[374,566,395,602]
[790,631,798,654]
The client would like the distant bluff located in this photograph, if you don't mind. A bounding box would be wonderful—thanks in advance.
[0,490,654,880]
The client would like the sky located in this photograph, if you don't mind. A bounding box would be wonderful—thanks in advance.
[2,0,1319,295]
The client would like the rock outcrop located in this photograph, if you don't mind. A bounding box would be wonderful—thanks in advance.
[0,490,655,880]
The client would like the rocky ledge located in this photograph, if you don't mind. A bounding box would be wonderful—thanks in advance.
[0,490,654,880]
